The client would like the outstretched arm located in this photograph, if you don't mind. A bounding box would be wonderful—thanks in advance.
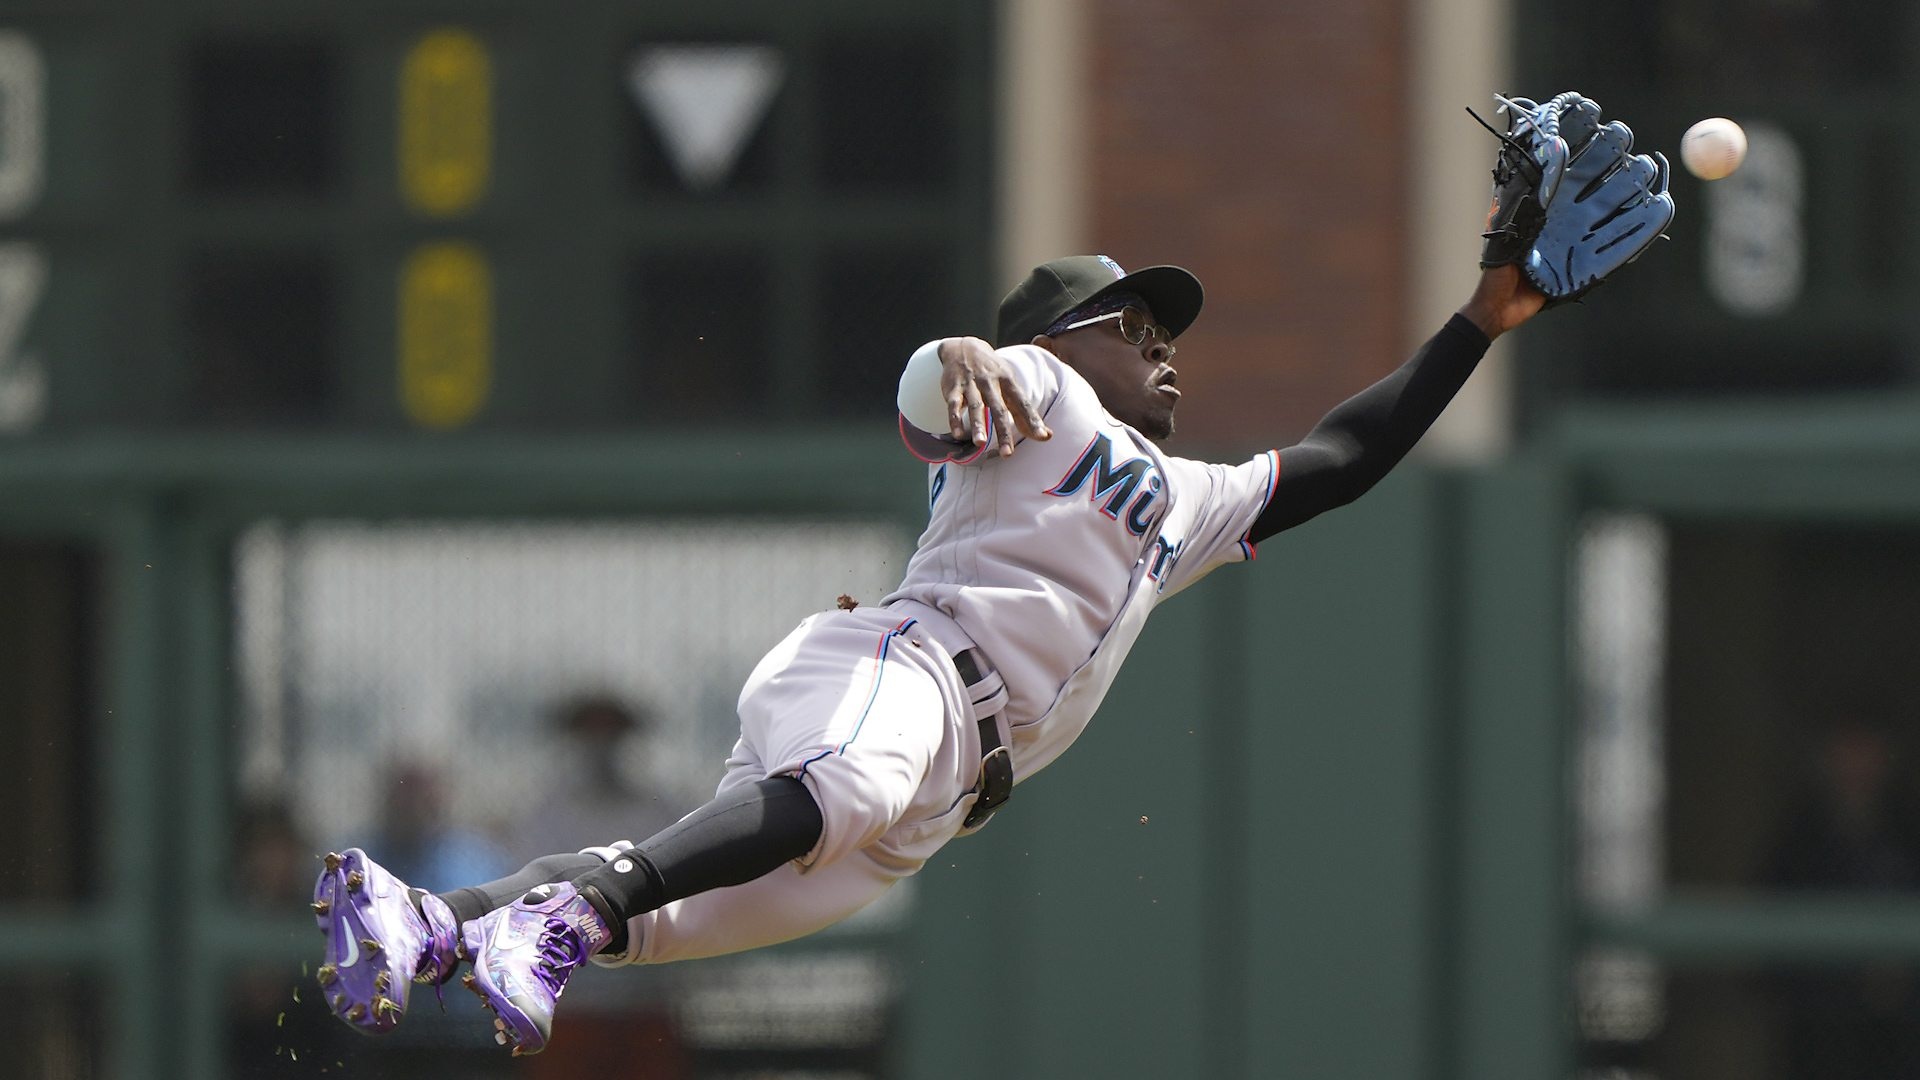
[1247,265,1545,543]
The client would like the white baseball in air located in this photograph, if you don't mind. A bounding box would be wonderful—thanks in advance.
[1680,117,1747,181]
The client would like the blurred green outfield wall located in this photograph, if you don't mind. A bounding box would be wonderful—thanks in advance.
[12,413,1920,1079]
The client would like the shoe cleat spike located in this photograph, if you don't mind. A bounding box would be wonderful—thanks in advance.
[331,993,345,1011]
[346,1003,365,1022]
[360,938,381,955]
[495,1032,508,1046]
[511,1045,525,1057]
[461,972,477,988]
[316,964,337,986]
[373,971,390,992]
[324,852,342,872]
[374,996,398,1016]
[494,1018,506,1031]
[345,871,364,890]
[311,900,330,916]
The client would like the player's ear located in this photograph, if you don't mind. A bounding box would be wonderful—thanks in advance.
[1030,334,1058,356]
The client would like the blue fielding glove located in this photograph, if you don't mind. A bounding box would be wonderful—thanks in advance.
[1474,91,1676,304]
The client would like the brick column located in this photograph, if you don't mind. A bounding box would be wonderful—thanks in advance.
[1085,0,1411,450]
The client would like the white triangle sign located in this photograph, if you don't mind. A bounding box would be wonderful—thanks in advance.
[627,46,784,192]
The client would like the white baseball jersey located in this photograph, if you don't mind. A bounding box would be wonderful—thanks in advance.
[885,342,1279,781]
[600,341,1279,967]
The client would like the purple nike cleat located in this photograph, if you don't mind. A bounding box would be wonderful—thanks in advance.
[311,848,463,1035]
[459,882,612,1056]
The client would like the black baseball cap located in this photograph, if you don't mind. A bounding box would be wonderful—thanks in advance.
[994,255,1204,348]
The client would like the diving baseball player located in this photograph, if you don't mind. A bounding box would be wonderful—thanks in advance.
[311,92,1674,1056]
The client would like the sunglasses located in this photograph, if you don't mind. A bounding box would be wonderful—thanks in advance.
[1060,305,1175,355]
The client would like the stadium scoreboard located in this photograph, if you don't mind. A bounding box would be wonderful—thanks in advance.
[0,1,994,438]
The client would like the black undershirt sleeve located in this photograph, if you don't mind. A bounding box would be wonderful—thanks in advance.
[1246,313,1492,544]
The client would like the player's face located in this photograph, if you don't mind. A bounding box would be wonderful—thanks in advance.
[1037,306,1181,440]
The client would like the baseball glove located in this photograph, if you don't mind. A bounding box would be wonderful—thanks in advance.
[1474,91,1676,302]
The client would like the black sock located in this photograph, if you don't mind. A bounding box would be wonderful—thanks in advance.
[435,852,603,926]
[571,776,824,953]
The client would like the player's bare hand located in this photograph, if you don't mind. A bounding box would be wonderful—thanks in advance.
[936,337,1053,457]
[1458,264,1547,340]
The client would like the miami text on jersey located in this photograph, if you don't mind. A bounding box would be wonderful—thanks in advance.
[1045,432,1183,586]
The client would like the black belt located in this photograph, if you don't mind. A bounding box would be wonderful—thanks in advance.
[953,647,1013,829]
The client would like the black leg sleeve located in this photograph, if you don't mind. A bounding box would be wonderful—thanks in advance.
[570,776,824,931]
[435,853,604,926]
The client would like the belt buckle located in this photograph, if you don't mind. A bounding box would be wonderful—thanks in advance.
[966,743,1013,829]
